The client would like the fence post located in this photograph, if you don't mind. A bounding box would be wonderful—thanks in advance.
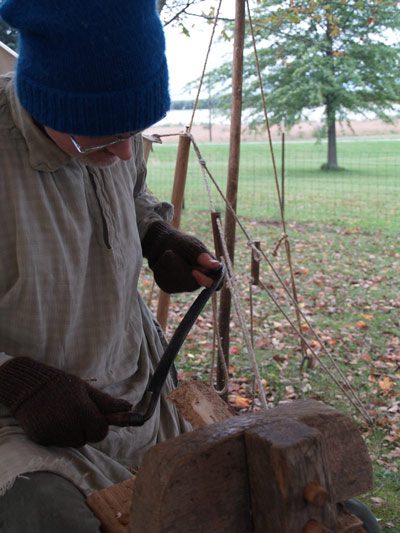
[156,134,191,331]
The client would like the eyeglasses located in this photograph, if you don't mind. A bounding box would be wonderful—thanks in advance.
[69,131,141,154]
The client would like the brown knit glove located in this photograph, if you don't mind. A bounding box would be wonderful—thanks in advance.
[142,220,212,293]
[0,357,132,448]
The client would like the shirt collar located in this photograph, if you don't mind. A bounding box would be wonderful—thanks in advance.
[6,78,71,172]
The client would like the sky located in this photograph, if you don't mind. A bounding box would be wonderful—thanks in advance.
[163,1,235,99]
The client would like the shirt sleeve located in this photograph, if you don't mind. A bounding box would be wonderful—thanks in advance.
[133,135,173,241]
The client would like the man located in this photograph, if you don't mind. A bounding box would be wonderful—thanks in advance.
[0,1,219,531]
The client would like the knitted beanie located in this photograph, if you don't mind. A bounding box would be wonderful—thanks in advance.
[0,0,170,135]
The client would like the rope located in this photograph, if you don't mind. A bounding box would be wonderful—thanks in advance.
[187,132,372,424]
[188,0,223,133]
[246,0,308,364]
[145,5,372,424]
[220,252,269,411]
[189,132,268,410]
[209,292,229,396]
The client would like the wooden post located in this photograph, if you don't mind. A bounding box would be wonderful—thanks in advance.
[217,0,245,396]
[251,241,261,286]
[211,211,223,261]
[156,134,191,330]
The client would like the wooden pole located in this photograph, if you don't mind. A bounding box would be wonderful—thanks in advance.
[251,241,261,286]
[156,134,191,330]
[211,211,223,261]
[217,0,245,396]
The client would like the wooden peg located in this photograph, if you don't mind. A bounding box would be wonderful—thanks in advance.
[211,211,223,261]
[250,240,261,285]
[304,482,329,508]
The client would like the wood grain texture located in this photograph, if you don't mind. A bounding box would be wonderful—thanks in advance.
[130,424,253,533]
[245,419,336,532]
[168,381,235,428]
[248,400,373,502]
[86,477,135,533]
[86,400,372,532]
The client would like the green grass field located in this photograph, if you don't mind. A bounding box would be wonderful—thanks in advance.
[146,138,400,233]
[144,138,400,531]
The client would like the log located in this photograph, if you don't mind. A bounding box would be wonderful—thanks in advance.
[250,400,373,502]
[86,477,135,533]
[129,400,373,532]
[86,400,373,532]
[168,380,235,429]
[130,419,253,533]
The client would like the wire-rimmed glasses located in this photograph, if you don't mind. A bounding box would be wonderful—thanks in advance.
[70,131,141,154]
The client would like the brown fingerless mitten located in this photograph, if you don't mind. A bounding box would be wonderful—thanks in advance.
[142,220,211,293]
[0,357,132,447]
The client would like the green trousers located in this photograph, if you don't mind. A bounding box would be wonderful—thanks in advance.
[0,472,101,533]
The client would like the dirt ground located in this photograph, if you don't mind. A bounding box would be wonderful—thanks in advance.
[145,118,400,143]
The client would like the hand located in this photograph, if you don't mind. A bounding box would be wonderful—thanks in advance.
[192,253,221,288]
[142,220,221,293]
[0,357,132,447]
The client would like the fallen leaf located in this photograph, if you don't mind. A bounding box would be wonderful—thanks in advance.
[370,496,385,507]
[362,313,374,321]
[360,353,372,362]
[231,395,251,408]
[378,376,394,391]
[356,320,369,329]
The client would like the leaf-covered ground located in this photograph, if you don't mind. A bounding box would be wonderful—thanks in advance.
[140,212,400,531]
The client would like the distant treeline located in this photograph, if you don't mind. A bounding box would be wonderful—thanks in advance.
[170,99,221,110]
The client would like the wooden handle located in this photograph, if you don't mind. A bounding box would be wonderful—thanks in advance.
[106,411,136,427]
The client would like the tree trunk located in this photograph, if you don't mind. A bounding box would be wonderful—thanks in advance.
[323,19,339,171]
[217,0,245,397]
[326,101,338,169]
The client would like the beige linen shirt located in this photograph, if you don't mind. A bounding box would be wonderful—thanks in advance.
[0,74,189,496]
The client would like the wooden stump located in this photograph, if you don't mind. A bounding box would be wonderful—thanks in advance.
[86,399,373,533]
[129,400,373,533]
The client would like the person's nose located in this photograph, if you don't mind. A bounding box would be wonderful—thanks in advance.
[107,138,133,160]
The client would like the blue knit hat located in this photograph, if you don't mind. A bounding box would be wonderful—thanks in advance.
[0,0,170,135]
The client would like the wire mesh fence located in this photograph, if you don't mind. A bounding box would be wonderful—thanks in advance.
[146,140,400,234]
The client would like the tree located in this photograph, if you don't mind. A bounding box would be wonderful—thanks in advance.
[158,0,211,31]
[210,0,400,170]
[0,20,18,51]
[0,2,206,49]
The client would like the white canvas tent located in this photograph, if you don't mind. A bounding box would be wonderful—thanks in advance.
[0,40,17,74]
